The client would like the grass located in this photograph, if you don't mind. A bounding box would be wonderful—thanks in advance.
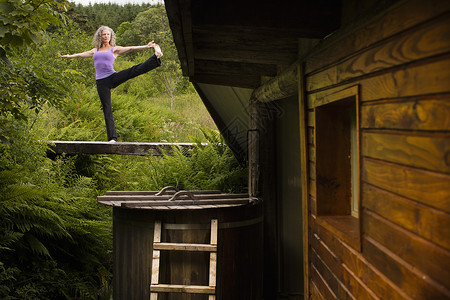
[34,84,217,143]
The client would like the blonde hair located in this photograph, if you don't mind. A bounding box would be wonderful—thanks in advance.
[93,26,116,49]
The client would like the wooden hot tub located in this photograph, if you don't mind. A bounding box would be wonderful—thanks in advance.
[97,187,263,300]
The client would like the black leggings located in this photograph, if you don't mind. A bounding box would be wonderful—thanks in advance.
[96,54,161,141]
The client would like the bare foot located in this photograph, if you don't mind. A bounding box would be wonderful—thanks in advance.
[154,44,163,58]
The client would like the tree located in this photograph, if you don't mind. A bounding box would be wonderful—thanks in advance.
[116,5,190,108]
[0,0,70,123]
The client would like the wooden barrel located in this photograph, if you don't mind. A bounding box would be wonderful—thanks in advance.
[98,189,263,300]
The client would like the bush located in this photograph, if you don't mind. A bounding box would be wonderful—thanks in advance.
[0,117,112,299]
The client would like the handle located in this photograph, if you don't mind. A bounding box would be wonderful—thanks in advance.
[155,186,179,196]
[169,191,196,201]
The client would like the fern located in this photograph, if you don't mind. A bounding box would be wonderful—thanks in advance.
[0,116,112,299]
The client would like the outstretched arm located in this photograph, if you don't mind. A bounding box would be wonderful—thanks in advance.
[114,41,163,58]
[59,48,95,58]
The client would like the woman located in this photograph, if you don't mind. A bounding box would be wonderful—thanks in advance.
[60,25,163,142]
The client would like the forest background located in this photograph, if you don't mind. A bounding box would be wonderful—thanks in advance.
[0,1,247,299]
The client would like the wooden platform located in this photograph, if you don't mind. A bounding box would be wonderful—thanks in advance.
[48,141,199,156]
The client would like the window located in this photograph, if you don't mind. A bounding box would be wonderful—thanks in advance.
[314,85,360,250]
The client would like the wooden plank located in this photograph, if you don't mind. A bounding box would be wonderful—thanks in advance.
[311,216,411,300]
[191,1,340,37]
[251,61,298,102]
[309,161,316,181]
[309,196,316,216]
[311,249,341,299]
[314,216,360,251]
[362,131,450,174]
[97,190,249,203]
[311,265,337,300]
[193,27,299,65]
[310,281,325,300]
[150,284,215,294]
[311,234,377,300]
[164,0,189,76]
[363,210,450,288]
[360,96,450,131]
[192,73,260,89]
[178,0,194,77]
[195,59,277,77]
[116,199,250,208]
[210,219,217,246]
[100,193,248,201]
[360,56,450,101]
[305,0,450,74]
[209,219,217,296]
[48,141,196,156]
[307,14,450,91]
[362,158,450,212]
[106,190,221,196]
[209,252,217,286]
[153,242,217,252]
[363,236,450,299]
[113,208,155,300]
[338,14,450,81]
[308,144,315,163]
[307,111,315,127]
[308,128,315,145]
[150,221,162,300]
[298,64,311,300]
[309,178,316,200]
[152,221,161,281]
[362,183,450,250]
[313,85,358,108]
[307,56,450,103]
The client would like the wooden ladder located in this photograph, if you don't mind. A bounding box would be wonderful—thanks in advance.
[150,219,218,300]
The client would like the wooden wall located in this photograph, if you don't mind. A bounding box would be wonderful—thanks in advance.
[302,0,450,299]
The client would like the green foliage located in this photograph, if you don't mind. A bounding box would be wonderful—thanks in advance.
[117,5,190,100]
[1,46,71,122]
[0,0,68,54]
[0,0,70,123]
[0,117,112,299]
[0,3,246,299]
[71,2,153,34]
[135,128,248,193]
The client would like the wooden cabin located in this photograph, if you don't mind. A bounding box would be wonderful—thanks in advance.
[161,0,450,299]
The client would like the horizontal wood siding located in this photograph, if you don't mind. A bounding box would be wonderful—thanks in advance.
[305,0,450,299]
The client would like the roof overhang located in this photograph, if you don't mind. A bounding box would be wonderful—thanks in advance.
[164,0,341,160]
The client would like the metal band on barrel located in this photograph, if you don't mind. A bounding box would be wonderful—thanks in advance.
[162,216,263,230]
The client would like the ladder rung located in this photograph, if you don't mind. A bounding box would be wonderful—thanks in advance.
[151,284,215,294]
[153,242,217,252]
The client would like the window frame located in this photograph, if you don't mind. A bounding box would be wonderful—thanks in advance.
[313,85,361,251]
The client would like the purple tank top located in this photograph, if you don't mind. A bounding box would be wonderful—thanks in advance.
[93,48,116,80]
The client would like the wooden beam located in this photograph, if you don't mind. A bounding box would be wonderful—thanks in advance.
[251,61,299,102]
[298,63,310,299]
[193,24,328,41]
[48,141,198,156]
[191,0,340,38]
[192,74,260,89]
[164,0,189,76]
[153,243,217,252]
[193,28,298,65]
[150,284,215,294]
[179,0,195,76]
[195,60,277,77]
